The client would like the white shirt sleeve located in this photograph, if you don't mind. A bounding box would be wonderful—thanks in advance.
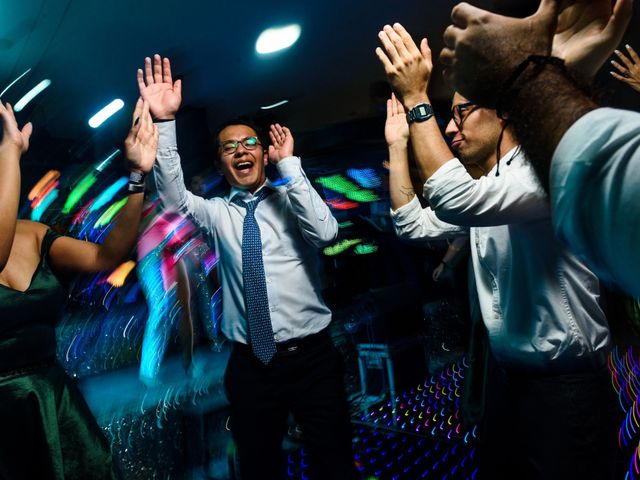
[152,121,220,235]
[276,156,338,247]
[390,195,468,242]
[551,107,640,297]
[424,157,549,227]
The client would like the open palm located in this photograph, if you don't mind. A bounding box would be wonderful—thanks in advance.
[385,93,409,147]
[124,99,158,174]
[553,0,632,77]
[268,124,294,164]
[137,54,182,120]
[0,102,32,154]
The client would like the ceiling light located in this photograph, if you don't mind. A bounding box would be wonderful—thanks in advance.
[260,99,289,110]
[89,99,124,128]
[256,24,301,54]
[14,79,51,112]
[0,68,32,98]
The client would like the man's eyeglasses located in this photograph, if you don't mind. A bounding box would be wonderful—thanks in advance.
[451,102,477,128]
[220,136,262,155]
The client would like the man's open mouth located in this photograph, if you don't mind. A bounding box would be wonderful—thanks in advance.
[234,161,253,171]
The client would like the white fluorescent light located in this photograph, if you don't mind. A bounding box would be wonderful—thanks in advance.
[89,99,124,128]
[0,68,32,98]
[14,79,51,112]
[260,99,289,110]
[96,149,121,172]
[256,24,301,54]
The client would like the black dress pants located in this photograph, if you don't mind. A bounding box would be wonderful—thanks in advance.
[477,355,621,480]
[224,330,358,480]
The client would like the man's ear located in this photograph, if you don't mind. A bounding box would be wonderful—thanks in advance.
[263,150,269,166]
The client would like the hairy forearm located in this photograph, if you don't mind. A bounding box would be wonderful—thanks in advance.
[505,67,598,191]
[0,147,21,270]
[97,192,144,269]
[388,143,417,211]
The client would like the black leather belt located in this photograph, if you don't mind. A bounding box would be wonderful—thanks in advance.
[233,329,331,357]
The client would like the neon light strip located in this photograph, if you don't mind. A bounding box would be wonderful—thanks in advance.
[31,189,58,221]
[0,68,31,97]
[28,170,60,200]
[14,79,51,112]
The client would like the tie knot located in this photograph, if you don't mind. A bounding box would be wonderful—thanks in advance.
[232,188,272,212]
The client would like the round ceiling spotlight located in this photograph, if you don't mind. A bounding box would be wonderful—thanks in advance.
[256,24,301,55]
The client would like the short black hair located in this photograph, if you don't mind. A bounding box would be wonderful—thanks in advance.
[213,118,268,161]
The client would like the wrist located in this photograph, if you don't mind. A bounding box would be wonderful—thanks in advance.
[153,114,176,122]
[388,140,409,151]
[402,93,430,110]
[0,142,23,158]
[127,169,147,195]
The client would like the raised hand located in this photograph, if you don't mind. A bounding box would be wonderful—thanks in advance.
[611,44,640,92]
[440,0,559,107]
[0,101,32,155]
[384,93,409,147]
[268,124,294,164]
[124,98,159,174]
[376,23,432,108]
[553,0,633,78]
[137,54,182,120]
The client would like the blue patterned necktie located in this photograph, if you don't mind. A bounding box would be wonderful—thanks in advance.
[231,188,276,364]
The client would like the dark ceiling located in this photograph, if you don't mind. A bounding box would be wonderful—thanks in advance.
[2,0,639,167]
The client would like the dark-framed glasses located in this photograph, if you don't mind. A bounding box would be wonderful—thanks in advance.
[220,136,261,154]
[451,101,477,128]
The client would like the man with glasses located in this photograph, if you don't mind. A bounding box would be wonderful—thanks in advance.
[136,54,357,480]
[380,25,617,479]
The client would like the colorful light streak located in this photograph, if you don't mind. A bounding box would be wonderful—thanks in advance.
[63,173,98,214]
[28,170,60,200]
[346,190,379,203]
[31,189,58,221]
[31,180,59,209]
[354,244,378,255]
[347,167,382,189]
[607,346,640,480]
[95,197,128,228]
[106,261,137,288]
[90,177,128,213]
[326,199,360,211]
[323,238,362,256]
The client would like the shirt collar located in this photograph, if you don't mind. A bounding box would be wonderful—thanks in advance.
[227,179,275,202]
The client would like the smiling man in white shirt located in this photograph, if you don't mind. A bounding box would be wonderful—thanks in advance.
[379,25,617,479]
[136,54,357,480]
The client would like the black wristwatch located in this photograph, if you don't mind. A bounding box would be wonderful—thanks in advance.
[406,103,434,124]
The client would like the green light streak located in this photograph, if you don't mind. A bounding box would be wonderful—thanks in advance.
[354,244,378,255]
[62,173,97,214]
[323,238,362,256]
[94,197,128,228]
[346,190,378,203]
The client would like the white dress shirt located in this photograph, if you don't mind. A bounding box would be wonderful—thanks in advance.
[153,121,338,344]
[390,147,610,373]
[551,107,640,298]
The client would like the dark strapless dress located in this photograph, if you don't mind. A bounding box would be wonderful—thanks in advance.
[0,230,119,479]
